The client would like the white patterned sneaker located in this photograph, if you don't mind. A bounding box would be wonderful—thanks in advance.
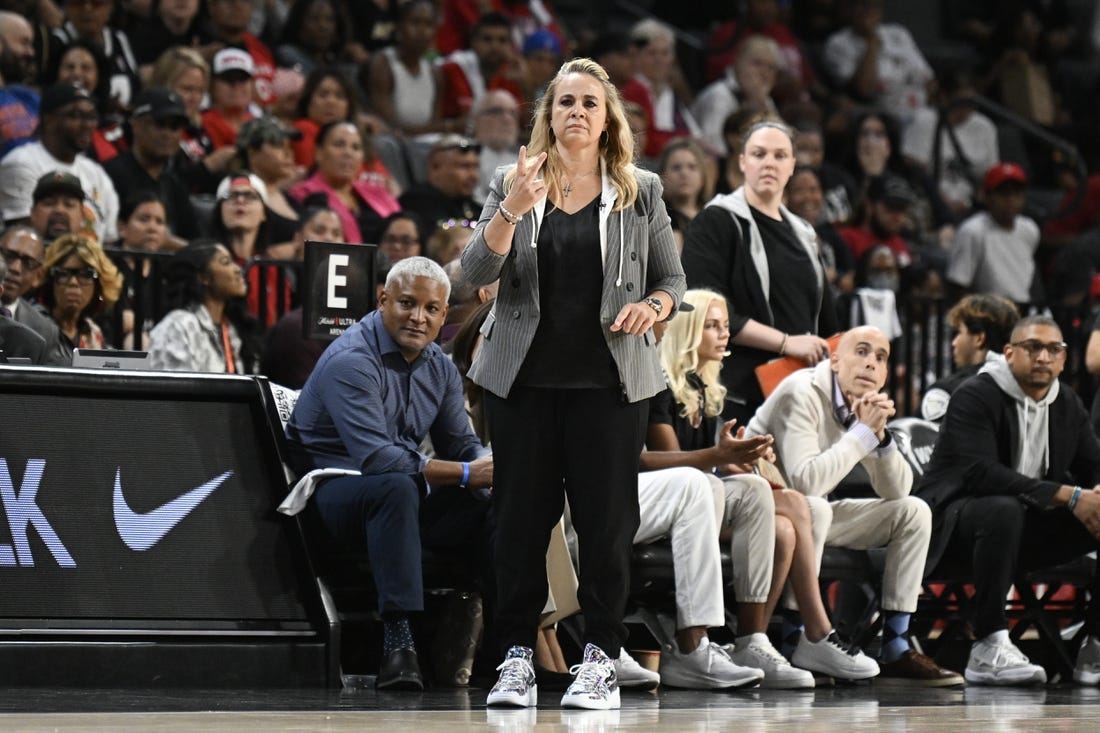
[724,634,815,689]
[1075,636,1100,685]
[615,648,660,690]
[561,643,620,710]
[659,636,764,689]
[487,646,538,707]
[791,631,879,681]
[965,633,1046,686]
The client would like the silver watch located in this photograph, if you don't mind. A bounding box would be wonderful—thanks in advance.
[643,296,663,317]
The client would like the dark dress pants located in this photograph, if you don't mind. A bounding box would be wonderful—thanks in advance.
[935,495,1100,639]
[486,386,647,658]
[312,472,493,616]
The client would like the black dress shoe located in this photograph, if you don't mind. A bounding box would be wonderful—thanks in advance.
[376,648,424,691]
[534,665,574,691]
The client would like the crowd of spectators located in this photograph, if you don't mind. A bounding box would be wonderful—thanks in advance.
[2,1,1094,372]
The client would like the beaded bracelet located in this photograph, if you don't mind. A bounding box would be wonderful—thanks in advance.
[499,203,522,224]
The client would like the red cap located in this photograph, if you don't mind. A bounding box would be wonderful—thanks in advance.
[983,162,1027,192]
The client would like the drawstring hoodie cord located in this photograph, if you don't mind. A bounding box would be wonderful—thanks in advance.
[615,213,623,287]
[981,355,1058,477]
[529,160,624,289]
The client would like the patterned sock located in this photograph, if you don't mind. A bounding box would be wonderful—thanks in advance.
[881,611,912,663]
[778,609,804,659]
[506,645,533,662]
[382,616,416,656]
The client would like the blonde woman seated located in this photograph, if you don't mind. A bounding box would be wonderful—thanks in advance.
[641,288,880,686]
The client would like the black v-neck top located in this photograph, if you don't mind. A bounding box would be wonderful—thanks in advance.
[516,195,618,389]
[751,207,817,335]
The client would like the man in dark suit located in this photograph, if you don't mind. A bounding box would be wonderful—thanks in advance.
[0,224,67,365]
[918,315,1100,686]
[0,255,48,364]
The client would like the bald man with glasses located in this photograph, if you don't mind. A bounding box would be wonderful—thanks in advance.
[919,315,1100,686]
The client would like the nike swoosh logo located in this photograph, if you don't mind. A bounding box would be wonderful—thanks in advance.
[113,469,233,551]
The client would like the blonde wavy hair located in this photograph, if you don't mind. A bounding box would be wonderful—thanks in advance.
[43,234,123,313]
[149,47,209,124]
[658,289,729,420]
[504,57,638,211]
[150,46,209,89]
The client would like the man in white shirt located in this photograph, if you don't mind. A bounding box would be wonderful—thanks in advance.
[902,71,999,215]
[0,82,119,243]
[747,326,963,686]
[823,0,933,127]
[692,35,780,156]
[947,163,1040,310]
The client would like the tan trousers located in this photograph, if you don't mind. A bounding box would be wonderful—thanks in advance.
[825,496,932,613]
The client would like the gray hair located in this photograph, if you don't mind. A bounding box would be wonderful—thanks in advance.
[443,259,477,306]
[468,89,521,138]
[630,18,674,47]
[385,255,451,302]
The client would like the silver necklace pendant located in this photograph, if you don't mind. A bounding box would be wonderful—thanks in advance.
[562,183,573,198]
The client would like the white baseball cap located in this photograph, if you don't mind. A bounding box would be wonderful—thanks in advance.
[216,173,269,206]
[213,48,255,78]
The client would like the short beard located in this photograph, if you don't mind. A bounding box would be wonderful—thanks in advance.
[0,51,29,85]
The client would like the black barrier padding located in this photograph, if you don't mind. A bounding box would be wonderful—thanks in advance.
[0,368,315,630]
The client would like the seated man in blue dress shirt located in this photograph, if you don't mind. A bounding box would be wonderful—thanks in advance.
[285,256,493,691]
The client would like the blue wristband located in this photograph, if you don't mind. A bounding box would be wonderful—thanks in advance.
[1068,486,1083,511]
[460,462,470,489]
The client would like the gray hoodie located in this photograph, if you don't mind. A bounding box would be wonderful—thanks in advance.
[980,354,1060,479]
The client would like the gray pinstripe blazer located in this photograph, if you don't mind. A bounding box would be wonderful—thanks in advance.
[461,164,685,403]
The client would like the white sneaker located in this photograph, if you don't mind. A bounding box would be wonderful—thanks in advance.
[487,646,538,707]
[1075,636,1100,685]
[724,634,815,689]
[659,636,764,690]
[965,633,1047,686]
[561,643,620,710]
[791,631,879,681]
[615,648,660,690]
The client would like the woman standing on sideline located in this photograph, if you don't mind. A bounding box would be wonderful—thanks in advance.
[462,58,684,711]
[681,119,836,425]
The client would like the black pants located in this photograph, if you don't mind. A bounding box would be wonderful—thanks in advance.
[485,386,647,658]
[936,495,1100,639]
